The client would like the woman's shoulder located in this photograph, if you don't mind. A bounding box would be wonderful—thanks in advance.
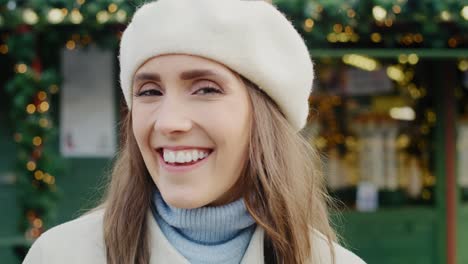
[22,209,107,264]
[311,230,366,264]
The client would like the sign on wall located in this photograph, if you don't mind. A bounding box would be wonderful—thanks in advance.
[60,45,116,157]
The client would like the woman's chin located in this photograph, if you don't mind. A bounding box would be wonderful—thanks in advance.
[160,190,211,209]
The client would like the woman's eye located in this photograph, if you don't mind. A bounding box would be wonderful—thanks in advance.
[194,87,222,95]
[137,89,163,96]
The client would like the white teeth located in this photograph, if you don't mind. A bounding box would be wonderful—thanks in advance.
[192,150,199,161]
[162,149,210,164]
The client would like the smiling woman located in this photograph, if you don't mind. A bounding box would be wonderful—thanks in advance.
[23,1,365,264]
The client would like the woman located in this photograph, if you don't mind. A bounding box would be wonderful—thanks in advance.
[24,0,365,263]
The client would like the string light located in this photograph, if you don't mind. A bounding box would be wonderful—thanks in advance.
[343,54,379,71]
[0,44,8,54]
[48,8,65,24]
[22,8,39,25]
[392,5,401,14]
[39,118,49,128]
[49,84,59,94]
[14,133,22,142]
[26,161,37,171]
[458,60,468,71]
[408,53,419,65]
[387,65,404,81]
[303,18,314,32]
[34,170,44,180]
[96,11,110,24]
[26,104,36,114]
[66,40,76,50]
[32,136,42,146]
[77,0,85,5]
[462,6,468,20]
[39,102,50,112]
[116,10,127,23]
[15,63,28,74]
[108,4,118,13]
[70,9,83,24]
[372,6,387,22]
[440,11,451,21]
[38,91,47,101]
[371,32,382,43]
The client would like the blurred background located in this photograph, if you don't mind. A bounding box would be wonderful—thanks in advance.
[0,0,467,263]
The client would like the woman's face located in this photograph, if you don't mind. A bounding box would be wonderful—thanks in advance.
[132,54,252,209]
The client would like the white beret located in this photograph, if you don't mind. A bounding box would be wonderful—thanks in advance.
[119,0,313,130]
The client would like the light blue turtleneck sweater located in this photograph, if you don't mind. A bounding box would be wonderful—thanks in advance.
[151,191,257,264]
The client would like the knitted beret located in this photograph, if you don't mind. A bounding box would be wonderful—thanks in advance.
[119,0,313,130]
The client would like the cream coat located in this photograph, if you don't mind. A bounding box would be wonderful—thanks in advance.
[23,209,365,264]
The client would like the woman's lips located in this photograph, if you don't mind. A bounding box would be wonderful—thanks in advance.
[157,149,212,173]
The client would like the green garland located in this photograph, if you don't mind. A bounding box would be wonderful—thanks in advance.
[0,0,466,243]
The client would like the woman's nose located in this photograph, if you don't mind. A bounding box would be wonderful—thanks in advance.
[153,98,193,136]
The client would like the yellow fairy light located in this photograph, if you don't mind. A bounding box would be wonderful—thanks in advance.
[61,8,68,16]
[337,33,348,42]
[448,37,458,48]
[39,118,49,128]
[372,6,387,22]
[108,3,118,13]
[48,8,65,24]
[396,134,410,148]
[116,9,127,23]
[303,18,314,32]
[343,54,379,71]
[440,11,451,21]
[43,173,54,184]
[386,65,404,81]
[22,8,39,25]
[392,5,401,14]
[27,161,37,171]
[33,218,43,228]
[327,33,337,43]
[37,91,47,101]
[347,9,356,18]
[34,170,44,180]
[16,63,28,73]
[350,34,359,42]
[39,102,50,112]
[398,54,408,64]
[70,9,83,24]
[0,44,8,54]
[49,84,59,94]
[77,0,85,5]
[14,133,22,142]
[458,60,468,71]
[370,32,382,43]
[426,110,436,123]
[344,26,353,35]
[333,24,343,33]
[413,33,423,43]
[32,136,42,146]
[26,104,36,114]
[96,11,110,24]
[422,190,431,200]
[384,18,393,27]
[461,6,468,20]
[66,40,76,50]
[408,53,419,65]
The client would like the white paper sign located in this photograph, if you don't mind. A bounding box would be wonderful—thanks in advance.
[356,181,378,212]
[60,45,116,157]
[345,68,392,95]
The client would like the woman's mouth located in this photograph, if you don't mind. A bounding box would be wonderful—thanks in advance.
[156,148,213,172]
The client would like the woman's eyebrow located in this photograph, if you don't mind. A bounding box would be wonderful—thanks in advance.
[134,69,227,84]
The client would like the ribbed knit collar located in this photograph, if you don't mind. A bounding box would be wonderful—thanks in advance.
[151,190,256,264]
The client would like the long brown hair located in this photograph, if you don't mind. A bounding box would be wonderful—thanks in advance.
[92,77,336,263]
